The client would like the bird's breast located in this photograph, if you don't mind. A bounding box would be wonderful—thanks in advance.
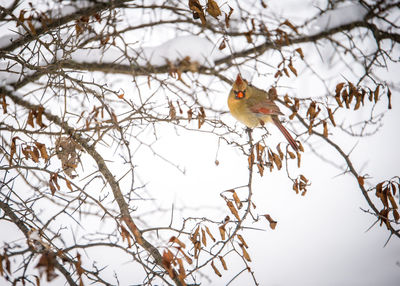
[228,95,272,128]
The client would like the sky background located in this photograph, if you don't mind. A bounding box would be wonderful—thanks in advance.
[0,0,399,285]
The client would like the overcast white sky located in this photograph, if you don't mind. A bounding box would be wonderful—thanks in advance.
[0,0,399,285]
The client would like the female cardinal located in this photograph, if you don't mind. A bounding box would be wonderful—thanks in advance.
[228,74,299,151]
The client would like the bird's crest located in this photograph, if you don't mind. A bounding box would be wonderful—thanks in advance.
[235,74,243,85]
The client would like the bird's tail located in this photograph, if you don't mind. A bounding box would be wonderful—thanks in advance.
[272,116,299,152]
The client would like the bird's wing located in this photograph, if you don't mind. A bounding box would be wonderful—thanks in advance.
[248,98,283,116]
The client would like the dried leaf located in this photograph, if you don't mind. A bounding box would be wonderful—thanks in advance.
[335,82,345,97]
[257,163,264,176]
[264,214,277,230]
[219,225,226,240]
[232,191,243,209]
[121,216,143,245]
[387,88,392,109]
[297,152,301,168]
[219,256,228,270]
[357,176,364,187]
[237,234,248,248]
[27,19,36,35]
[226,201,240,220]
[211,260,222,277]
[207,0,221,19]
[204,225,216,242]
[248,149,255,168]
[224,6,234,28]
[65,179,73,191]
[162,249,175,278]
[327,108,336,127]
[239,244,251,262]
[0,94,7,114]
[323,120,328,138]
[374,85,380,103]
[282,19,298,34]
[201,228,207,247]
[169,236,186,248]
[35,252,58,282]
[189,0,206,25]
[120,225,132,248]
[177,258,186,282]
[219,40,226,50]
[288,63,297,76]
[295,47,304,59]
[10,137,20,165]
[34,142,49,162]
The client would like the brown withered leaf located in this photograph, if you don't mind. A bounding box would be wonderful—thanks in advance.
[323,120,328,138]
[121,225,132,248]
[224,6,234,28]
[288,62,297,76]
[0,94,7,114]
[357,176,364,187]
[201,228,207,247]
[335,82,345,97]
[219,225,226,240]
[248,149,255,169]
[387,88,392,109]
[18,10,26,24]
[35,252,58,282]
[189,0,206,25]
[239,243,251,262]
[198,107,206,129]
[177,258,186,282]
[374,85,380,103]
[219,256,228,270]
[27,19,36,35]
[169,101,177,120]
[36,106,46,128]
[388,192,397,210]
[204,225,216,242]
[162,249,175,278]
[169,236,186,248]
[264,214,277,230]
[10,137,20,165]
[281,19,298,34]
[207,0,221,19]
[187,108,193,122]
[257,163,264,176]
[121,216,143,245]
[276,143,284,160]
[287,150,296,159]
[283,67,290,77]
[237,234,248,248]
[211,260,222,277]
[27,110,35,127]
[219,40,226,50]
[192,225,200,242]
[295,47,304,60]
[34,142,49,162]
[272,152,282,170]
[327,108,336,127]
[297,151,302,167]
[65,179,73,191]
[177,247,193,265]
[393,209,400,222]
[226,201,240,220]
[245,31,253,43]
[232,190,243,209]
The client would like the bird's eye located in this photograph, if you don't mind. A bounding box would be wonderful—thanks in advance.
[234,90,245,99]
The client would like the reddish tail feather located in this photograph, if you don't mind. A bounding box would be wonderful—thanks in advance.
[272,116,299,151]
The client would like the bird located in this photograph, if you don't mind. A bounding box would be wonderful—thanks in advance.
[227,73,299,151]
